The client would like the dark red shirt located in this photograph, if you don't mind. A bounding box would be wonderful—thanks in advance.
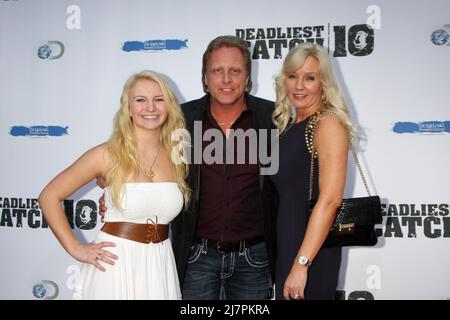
[195,103,264,242]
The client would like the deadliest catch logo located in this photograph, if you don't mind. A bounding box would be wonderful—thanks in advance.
[0,197,97,230]
[122,39,188,52]
[377,203,450,239]
[236,24,374,59]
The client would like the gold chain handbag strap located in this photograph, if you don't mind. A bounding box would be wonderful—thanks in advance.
[305,111,372,200]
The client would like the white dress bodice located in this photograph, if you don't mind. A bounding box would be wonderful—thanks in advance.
[103,182,183,224]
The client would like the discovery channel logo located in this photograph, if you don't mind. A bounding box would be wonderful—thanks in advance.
[122,39,188,52]
[9,125,69,137]
[32,280,59,299]
[393,121,450,134]
[431,25,450,46]
[37,41,65,59]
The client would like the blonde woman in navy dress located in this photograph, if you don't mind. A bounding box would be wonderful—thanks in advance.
[270,43,357,300]
[39,71,190,299]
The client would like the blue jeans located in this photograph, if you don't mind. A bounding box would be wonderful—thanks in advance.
[182,238,271,300]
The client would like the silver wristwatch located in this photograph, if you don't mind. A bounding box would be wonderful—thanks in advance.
[296,255,312,267]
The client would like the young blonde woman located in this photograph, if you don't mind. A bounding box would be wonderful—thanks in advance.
[271,43,356,300]
[39,70,189,299]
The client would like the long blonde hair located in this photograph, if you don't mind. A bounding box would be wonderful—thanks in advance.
[273,42,356,139]
[106,70,190,209]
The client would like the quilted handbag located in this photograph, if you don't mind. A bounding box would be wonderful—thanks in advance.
[306,112,382,247]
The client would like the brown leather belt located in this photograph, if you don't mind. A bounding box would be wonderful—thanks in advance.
[101,220,168,244]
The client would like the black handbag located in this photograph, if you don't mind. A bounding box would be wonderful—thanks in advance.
[306,112,383,248]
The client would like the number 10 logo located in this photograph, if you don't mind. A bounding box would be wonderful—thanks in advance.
[333,24,375,57]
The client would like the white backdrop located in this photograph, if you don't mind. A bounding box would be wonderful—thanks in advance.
[1,0,449,300]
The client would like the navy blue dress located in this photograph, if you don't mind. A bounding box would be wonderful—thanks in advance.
[270,118,341,300]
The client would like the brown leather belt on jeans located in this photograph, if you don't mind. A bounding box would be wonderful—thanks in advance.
[194,236,265,253]
[101,220,168,244]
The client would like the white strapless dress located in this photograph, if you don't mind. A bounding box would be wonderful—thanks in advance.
[73,183,183,300]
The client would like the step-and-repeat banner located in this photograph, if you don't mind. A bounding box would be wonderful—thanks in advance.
[1,0,449,300]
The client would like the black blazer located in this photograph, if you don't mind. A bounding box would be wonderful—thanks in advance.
[171,93,279,286]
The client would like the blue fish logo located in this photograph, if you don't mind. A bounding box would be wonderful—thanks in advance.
[393,121,450,134]
[10,126,69,137]
[122,39,188,52]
